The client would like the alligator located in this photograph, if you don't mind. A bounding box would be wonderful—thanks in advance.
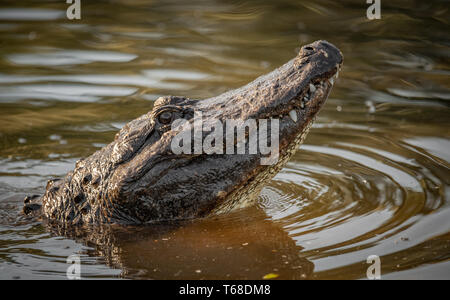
[23,40,343,225]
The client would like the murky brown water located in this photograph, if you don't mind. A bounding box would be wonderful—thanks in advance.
[0,0,449,279]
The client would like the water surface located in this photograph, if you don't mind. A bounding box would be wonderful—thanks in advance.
[0,0,449,279]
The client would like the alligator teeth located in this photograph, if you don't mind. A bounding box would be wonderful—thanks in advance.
[309,83,316,93]
[329,77,334,85]
[300,102,305,109]
[335,71,339,79]
[289,110,297,122]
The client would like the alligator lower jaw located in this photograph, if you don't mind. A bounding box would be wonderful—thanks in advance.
[210,121,316,216]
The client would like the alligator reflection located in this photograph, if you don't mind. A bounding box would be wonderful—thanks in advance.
[46,206,313,279]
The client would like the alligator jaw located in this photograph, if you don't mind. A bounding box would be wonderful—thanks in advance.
[210,43,343,214]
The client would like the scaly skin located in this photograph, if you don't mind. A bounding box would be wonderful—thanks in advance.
[23,40,343,225]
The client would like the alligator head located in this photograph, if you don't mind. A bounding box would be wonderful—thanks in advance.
[24,40,343,225]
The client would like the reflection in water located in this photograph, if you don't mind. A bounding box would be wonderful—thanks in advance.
[0,0,449,279]
[7,50,137,66]
[46,207,313,279]
[0,8,65,21]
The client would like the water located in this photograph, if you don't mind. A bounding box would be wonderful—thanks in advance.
[0,0,449,279]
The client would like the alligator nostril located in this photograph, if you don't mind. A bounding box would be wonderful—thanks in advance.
[300,46,315,57]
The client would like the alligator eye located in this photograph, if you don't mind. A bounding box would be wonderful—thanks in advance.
[158,111,173,124]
